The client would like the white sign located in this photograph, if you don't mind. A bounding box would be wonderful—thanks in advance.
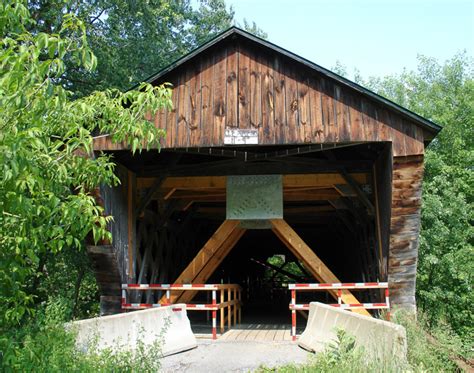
[224,128,258,145]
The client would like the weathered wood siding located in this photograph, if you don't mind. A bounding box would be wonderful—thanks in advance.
[100,165,136,283]
[388,155,424,311]
[94,39,425,156]
[374,144,393,279]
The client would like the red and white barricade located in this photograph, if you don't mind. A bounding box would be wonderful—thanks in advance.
[289,282,390,341]
[121,283,241,340]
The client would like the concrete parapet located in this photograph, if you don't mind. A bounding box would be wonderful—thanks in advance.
[70,304,197,357]
[298,302,406,361]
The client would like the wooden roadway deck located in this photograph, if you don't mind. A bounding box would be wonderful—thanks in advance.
[194,323,297,342]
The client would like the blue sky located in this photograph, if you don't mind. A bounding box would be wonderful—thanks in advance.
[228,0,473,78]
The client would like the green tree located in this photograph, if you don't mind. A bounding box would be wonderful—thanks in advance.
[0,0,172,330]
[363,53,473,341]
[27,0,266,96]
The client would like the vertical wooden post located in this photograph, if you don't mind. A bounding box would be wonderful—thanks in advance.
[238,289,242,324]
[227,288,231,329]
[233,288,237,326]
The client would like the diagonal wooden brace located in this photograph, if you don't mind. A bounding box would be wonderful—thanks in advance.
[160,219,245,304]
[270,219,371,317]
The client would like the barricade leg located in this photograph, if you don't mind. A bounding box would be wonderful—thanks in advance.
[385,288,391,321]
[212,290,217,340]
[233,288,237,326]
[291,289,296,341]
[238,289,241,324]
[220,290,224,333]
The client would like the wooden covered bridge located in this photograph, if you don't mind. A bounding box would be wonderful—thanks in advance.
[89,27,441,322]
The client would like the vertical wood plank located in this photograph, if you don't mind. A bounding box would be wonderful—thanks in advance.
[261,53,275,144]
[226,42,238,129]
[273,56,286,143]
[334,84,344,142]
[212,48,227,146]
[166,75,178,148]
[308,75,323,143]
[298,73,311,143]
[238,46,250,129]
[188,57,202,146]
[389,112,407,156]
[176,72,187,147]
[201,54,213,145]
[413,125,424,155]
[320,79,333,142]
[249,51,262,132]
[345,93,360,142]
[340,90,352,142]
[285,66,299,143]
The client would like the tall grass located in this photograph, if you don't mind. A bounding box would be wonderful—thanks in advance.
[0,299,164,372]
[257,309,468,372]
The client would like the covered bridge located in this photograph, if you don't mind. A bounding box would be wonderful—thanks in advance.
[89,27,441,320]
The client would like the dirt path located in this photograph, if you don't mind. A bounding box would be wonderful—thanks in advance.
[160,340,310,372]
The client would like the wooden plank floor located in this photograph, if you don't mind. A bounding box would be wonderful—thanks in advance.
[207,324,293,341]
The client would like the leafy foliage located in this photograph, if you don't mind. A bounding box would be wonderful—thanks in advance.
[361,53,474,342]
[27,0,266,96]
[2,299,165,372]
[0,0,171,333]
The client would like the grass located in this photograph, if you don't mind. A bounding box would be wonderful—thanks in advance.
[0,299,165,373]
[256,309,471,373]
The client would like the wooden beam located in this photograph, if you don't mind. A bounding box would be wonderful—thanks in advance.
[160,220,245,303]
[175,226,245,303]
[137,173,370,190]
[270,219,371,316]
[135,174,166,217]
[162,188,341,202]
[325,152,375,215]
[135,155,182,216]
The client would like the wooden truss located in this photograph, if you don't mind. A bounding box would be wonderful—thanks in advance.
[165,218,370,317]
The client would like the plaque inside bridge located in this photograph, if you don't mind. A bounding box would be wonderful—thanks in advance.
[226,175,283,229]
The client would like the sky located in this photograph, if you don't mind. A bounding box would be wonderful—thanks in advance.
[227,0,473,78]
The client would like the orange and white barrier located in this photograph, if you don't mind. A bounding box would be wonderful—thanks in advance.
[289,282,390,341]
[122,283,242,340]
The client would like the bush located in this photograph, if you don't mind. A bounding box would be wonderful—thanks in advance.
[0,299,164,372]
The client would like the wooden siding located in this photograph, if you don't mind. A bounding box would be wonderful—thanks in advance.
[374,144,393,279]
[99,165,136,283]
[388,155,424,311]
[94,40,425,156]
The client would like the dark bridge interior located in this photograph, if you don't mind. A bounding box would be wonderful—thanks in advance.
[107,142,391,325]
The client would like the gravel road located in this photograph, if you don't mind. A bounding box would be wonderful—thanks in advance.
[160,340,310,372]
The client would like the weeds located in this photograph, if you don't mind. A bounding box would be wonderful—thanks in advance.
[257,309,468,372]
[0,299,165,372]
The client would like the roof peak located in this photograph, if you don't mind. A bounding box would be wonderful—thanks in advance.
[138,26,441,135]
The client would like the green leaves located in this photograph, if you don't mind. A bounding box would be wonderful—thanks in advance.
[363,53,473,342]
[0,1,170,329]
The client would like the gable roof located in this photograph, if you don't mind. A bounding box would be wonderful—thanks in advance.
[140,26,441,137]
